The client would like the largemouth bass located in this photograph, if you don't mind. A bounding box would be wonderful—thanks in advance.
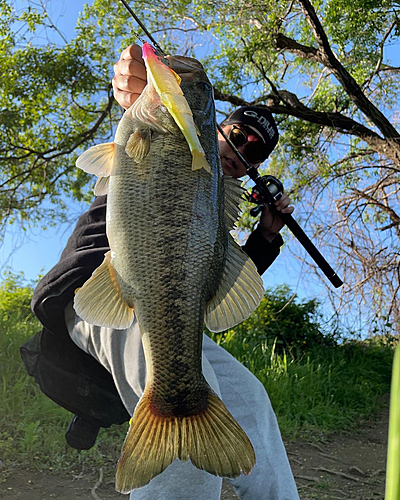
[74,45,264,493]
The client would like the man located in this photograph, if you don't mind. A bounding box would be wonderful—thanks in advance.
[24,45,299,499]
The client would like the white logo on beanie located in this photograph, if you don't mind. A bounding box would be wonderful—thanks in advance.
[244,110,276,139]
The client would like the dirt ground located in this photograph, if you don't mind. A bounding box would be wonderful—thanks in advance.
[287,403,388,500]
[1,405,388,500]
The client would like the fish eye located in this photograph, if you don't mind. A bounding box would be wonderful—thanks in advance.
[197,81,212,92]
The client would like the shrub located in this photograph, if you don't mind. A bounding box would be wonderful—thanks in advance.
[208,284,339,357]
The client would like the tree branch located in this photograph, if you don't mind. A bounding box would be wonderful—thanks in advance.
[275,33,318,60]
[275,0,400,141]
[350,187,400,229]
[362,18,397,89]
[44,91,115,161]
[213,87,400,164]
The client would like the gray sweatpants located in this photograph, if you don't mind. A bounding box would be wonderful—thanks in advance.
[65,303,299,499]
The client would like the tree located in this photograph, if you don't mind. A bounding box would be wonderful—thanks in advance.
[1,0,399,334]
[142,0,400,333]
[0,1,117,234]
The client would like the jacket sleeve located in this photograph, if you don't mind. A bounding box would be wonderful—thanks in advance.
[31,195,109,334]
[242,227,284,276]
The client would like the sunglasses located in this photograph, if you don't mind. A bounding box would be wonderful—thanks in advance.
[228,126,267,165]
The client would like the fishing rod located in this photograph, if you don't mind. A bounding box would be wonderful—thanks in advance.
[217,125,343,288]
[118,0,166,57]
[118,0,343,289]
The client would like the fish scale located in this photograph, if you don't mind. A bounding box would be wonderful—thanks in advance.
[74,50,264,493]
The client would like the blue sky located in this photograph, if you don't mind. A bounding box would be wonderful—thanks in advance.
[1,0,388,334]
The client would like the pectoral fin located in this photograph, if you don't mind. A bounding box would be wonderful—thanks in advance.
[74,251,135,329]
[76,142,115,176]
[125,129,151,161]
[205,237,264,332]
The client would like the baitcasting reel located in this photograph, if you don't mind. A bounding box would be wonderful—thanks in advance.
[245,175,284,217]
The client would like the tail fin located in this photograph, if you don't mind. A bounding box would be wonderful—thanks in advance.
[115,390,255,493]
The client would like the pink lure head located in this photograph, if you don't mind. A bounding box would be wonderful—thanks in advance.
[142,43,158,62]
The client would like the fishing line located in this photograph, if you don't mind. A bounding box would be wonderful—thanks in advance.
[118,0,166,57]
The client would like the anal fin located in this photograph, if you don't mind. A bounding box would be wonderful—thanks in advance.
[73,251,134,329]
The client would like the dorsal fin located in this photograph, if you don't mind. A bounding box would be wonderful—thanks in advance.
[223,176,245,230]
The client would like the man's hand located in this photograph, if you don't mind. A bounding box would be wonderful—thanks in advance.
[112,45,147,109]
[258,193,294,243]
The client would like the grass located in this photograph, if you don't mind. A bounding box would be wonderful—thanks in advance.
[0,274,126,478]
[209,330,394,440]
[0,274,396,479]
[1,324,125,480]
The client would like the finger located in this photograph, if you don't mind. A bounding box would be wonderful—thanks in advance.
[260,203,279,222]
[113,46,147,110]
[120,44,143,62]
[115,58,147,82]
[113,70,146,92]
[281,205,294,214]
[114,45,145,81]
[113,89,142,109]
[112,75,145,108]
[114,57,147,87]
[274,194,291,211]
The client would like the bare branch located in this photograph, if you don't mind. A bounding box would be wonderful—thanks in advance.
[350,187,400,230]
[213,87,400,164]
[39,0,68,45]
[362,18,397,89]
[275,0,400,141]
